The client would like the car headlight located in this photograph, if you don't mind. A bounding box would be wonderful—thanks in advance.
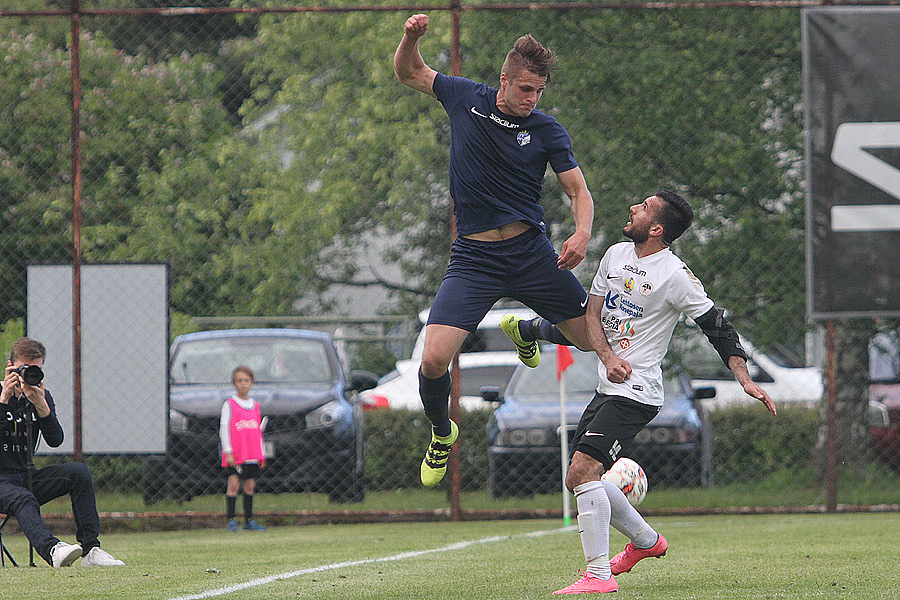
[306,400,348,429]
[169,409,189,433]
[498,428,552,447]
[634,427,696,445]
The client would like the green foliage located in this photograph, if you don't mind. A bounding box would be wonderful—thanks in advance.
[350,341,399,377]
[0,8,807,346]
[169,310,201,341]
[710,403,819,485]
[365,405,830,494]
[364,408,491,492]
[0,318,25,356]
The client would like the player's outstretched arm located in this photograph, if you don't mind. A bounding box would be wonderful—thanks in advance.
[729,355,777,416]
[394,14,438,98]
[555,167,593,270]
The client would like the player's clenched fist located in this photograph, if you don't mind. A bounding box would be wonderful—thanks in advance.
[404,14,429,38]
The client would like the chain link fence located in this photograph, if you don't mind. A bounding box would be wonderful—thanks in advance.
[1,2,898,523]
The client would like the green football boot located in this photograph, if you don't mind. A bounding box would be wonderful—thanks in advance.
[500,315,541,367]
[420,420,459,487]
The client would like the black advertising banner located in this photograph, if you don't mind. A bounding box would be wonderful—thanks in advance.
[804,7,900,319]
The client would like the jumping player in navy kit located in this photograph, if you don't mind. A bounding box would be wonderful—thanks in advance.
[394,14,595,487]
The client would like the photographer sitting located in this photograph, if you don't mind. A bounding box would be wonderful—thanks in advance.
[0,337,123,567]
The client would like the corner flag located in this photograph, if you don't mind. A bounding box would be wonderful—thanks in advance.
[556,344,574,525]
[557,344,574,380]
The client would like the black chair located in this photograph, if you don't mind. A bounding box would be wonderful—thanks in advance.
[0,513,19,567]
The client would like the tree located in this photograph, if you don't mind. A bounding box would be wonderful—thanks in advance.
[0,26,242,320]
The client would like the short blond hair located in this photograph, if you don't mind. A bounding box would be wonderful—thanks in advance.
[502,34,557,82]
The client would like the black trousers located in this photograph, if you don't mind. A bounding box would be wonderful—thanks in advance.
[0,462,101,565]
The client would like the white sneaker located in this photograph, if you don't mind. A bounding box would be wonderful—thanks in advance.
[51,542,82,568]
[81,546,125,566]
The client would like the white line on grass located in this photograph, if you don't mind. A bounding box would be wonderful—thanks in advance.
[168,524,576,600]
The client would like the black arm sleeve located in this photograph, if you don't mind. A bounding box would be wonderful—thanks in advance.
[36,389,64,448]
[693,307,748,368]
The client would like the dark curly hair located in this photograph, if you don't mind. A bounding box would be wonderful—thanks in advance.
[655,189,694,245]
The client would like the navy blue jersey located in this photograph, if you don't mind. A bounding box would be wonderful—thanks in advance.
[432,73,578,237]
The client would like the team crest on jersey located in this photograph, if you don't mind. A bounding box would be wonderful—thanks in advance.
[639,282,653,296]
[624,277,635,293]
[517,130,531,146]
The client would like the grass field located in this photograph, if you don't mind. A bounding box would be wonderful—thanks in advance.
[37,466,900,516]
[3,513,898,599]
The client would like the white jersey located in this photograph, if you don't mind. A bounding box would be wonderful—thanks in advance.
[589,242,714,406]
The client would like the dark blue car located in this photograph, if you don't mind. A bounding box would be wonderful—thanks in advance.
[483,347,713,498]
[143,328,377,504]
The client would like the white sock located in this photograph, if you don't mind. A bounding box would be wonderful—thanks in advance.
[601,479,658,549]
[573,480,612,580]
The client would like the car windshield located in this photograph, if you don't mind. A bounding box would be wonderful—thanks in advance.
[460,328,522,353]
[458,365,518,396]
[171,336,334,384]
[510,349,683,403]
[870,330,900,383]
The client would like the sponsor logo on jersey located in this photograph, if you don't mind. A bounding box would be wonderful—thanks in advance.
[605,291,619,311]
[623,264,647,277]
[235,419,260,431]
[624,277,635,293]
[517,130,531,146]
[471,107,520,129]
[606,291,645,318]
[619,338,631,350]
[639,282,653,296]
[619,297,644,318]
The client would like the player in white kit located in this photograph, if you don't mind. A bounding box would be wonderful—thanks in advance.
[552,190,776,595]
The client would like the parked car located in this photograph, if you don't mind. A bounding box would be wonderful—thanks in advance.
[143,328,377,504]
[868,330,900,470]
[482,346,714,498]
[362,352,519,411]
[666,324,824,408]
[361,305,534,411]
[409,306,537,361]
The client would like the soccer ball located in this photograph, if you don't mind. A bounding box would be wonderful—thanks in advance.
[601,457,648,505]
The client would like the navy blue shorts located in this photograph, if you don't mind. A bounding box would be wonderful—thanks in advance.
[427,228,588,332]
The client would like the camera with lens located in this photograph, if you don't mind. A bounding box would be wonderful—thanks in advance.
[13,363,44,386]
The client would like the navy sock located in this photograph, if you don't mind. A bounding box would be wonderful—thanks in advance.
[418,368,452,436]
[528,317,575,346]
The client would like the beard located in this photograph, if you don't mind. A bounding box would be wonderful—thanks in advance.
[623,223,650,243]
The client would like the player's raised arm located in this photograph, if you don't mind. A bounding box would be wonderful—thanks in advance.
[394,14,438,98]
[555,166,593,271]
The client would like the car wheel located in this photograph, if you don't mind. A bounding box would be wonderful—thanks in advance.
[487,454,514,498]
[141,456,169,505]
